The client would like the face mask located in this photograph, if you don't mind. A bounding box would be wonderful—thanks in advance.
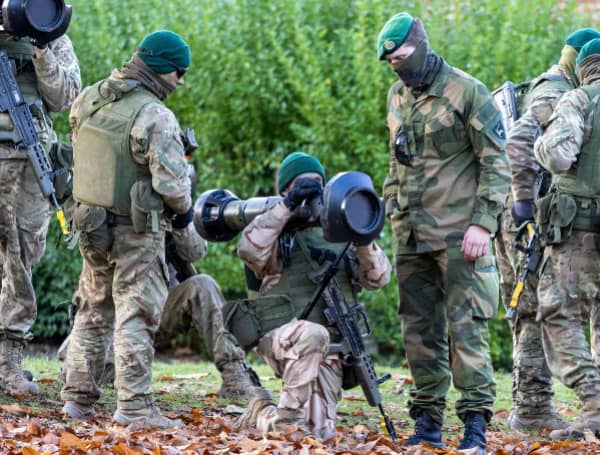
[390,39,430,87]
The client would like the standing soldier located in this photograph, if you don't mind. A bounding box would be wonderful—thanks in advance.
[232,151,391,439]
[495,28,600,432]
[377,12,510,454]
[60,30,192,429]
[0,30,80,394]
[534,38,600,441]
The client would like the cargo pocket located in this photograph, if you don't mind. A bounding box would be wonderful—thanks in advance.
[72,204,112,253]
[471,255,499,320]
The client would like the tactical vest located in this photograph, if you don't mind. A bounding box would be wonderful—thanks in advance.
[73,80,157,215]
[225,228,360,350]
[554,85,600,199]
[0,38,49,148]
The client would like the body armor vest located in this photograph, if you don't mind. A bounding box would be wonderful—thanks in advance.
[259,227,358,328]
[554,85,600,199]
[73,79,157,215]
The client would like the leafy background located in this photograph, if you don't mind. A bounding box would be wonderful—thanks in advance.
[33,0,592,370]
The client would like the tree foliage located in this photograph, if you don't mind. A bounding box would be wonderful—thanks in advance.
[34,0,590,369]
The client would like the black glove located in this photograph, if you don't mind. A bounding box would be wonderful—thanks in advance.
[511,199,535,226]
[172,205,194,229]
[283,178,322,210]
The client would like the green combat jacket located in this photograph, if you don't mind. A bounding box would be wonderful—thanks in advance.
[383,61,511,255]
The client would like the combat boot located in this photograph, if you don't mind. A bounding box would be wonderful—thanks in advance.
[549,399,600,441]
[403,409,445,448]
[0,338,39,395]
[113,405,184,429]
[218,360,255,401]
[62,401,95,420]
[233,387,276,431]
[458,411,487,455]
[508,408,568,432]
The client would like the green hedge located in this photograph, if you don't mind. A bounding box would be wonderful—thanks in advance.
[34,0,589,370]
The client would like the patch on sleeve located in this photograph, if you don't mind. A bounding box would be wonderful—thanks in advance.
[471,99,507,149]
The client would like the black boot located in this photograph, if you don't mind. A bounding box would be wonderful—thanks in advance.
[458,411,487,454]
[403,409,445,448]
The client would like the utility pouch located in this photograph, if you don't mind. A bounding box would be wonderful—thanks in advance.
[72,204,111,252]
[223,295,296,351]
[535,192,576,245]
[48,140,74,203]
[130,180,164,234]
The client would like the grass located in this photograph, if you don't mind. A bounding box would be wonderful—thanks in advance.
[14,354,579,442]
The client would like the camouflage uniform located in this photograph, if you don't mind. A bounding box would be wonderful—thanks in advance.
[384,61,511,425]
[494,65,574,428]
[0,35,80,394]
[236,201,391,438]
[533,55,600,439]
[60,70,191,416]
[58,223,253,398]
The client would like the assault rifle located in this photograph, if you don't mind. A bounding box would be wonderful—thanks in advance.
[0,50,70,238]
[299,242,398,443]
[506,222,540,320]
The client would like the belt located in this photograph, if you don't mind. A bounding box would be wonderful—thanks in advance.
[106,212,132,226]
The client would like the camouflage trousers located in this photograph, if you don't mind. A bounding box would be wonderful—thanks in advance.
[538,230,600,405]
[0,159,51,338]
[494,204,555,414]
[61,225,168,411]
[395,245,497,424]
[256,319,343,439]
[58,274,246,378]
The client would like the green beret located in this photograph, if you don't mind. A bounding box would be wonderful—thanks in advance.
[138,30,191,74]
[277,152,326,194]
[565,28,600,52]
[377,12,414,60]
[576,38,600,67]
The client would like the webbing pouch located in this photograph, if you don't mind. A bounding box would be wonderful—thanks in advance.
[535,192,576,245]
[223,295,296,351]
[130,180,164,234]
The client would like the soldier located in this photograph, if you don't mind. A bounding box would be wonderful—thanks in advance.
[232,151,391,439]
[0,29,80,395]
[533,38,600,441]
[377,12,511,453]
[57,220,256,400]
[495,28,600,432]
[60,30,193,429]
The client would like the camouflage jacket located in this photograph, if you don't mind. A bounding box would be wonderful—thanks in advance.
[534,84,599,174]
[237,201,391,294]
[0,35,81,159]
[383,61,511,255]
[70,71,192,215]
[507,65,574,201]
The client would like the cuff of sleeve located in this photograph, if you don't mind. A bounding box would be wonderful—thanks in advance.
[471,212,498,234]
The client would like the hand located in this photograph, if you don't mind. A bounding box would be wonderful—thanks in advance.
[172,205,194,229]
[511,199,534,226]
[283,178,322,210]
[461,225,491,261]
